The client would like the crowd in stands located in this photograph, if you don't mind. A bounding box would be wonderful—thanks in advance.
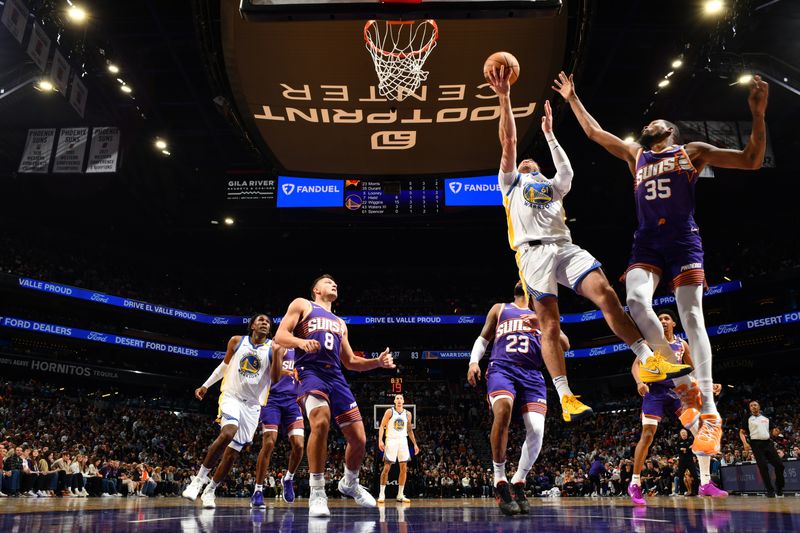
[3,231,799,318]
[2,372,799,500]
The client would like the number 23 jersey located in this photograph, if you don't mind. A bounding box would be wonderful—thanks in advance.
[489,303,544,370]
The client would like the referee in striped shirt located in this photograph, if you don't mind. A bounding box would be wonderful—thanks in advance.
[739,400,785,497]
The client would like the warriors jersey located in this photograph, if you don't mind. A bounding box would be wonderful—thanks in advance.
[499,170,571,250]
[489,303,544,370]
[633,145,698,233]
[269,348,298,397]
[294,302,346,369]
[221,336,273,405]
[386,408,410,439]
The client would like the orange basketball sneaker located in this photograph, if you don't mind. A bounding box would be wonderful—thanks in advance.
[692,414,722,456]
[675,380,702,428]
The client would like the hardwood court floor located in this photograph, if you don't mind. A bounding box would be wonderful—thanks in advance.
[0,495,798,532]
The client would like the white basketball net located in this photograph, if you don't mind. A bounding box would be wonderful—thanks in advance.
[364,20,439,102]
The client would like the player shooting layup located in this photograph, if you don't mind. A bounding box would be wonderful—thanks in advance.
[488,66,691,423]
[554,71,769,455]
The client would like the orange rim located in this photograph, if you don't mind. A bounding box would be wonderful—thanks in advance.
[364,19,439,59]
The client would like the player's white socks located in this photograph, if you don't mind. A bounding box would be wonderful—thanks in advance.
[197,465,211,481]
[398,485,405,498]
[379,485,386,498]
[493,461,507,486]
[344,466,359,486]
[552,376,573,401]
[284,471,294,481]
[254,484,263,493]
[206,480,219,492]
[697,455,711,485]
[631,474,641,486]
[675,285,719,417]
[309,472,325,489]
[511,412,545,484]
[630,339,654,364]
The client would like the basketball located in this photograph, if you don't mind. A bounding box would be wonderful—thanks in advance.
[483,51,520,85]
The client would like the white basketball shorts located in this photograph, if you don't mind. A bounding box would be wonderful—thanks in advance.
[518,240,602,300]
[218,393,261,452]
[384,437,411,463]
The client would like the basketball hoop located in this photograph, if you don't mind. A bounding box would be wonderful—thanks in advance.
[364,19,439,102]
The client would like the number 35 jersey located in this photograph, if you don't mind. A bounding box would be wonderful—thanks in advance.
[489,303,544,370]
[293,301,346,370]
[633,145,698,234]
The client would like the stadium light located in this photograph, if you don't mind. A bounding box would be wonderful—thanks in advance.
[704,0,724,15]
[161,150,171,156]
[120,85,132,94]
[107,64,120,74]
[35,79,55,92]
[738,73,753,85]
[623,135,635,143]
[67,5,88,23]
[658,79,670,88]
[155,139,167,150]
[666,71,674,78]
[224,217,235,226]
[671,59,683,69]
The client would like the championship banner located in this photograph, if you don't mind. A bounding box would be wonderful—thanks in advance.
[53,127,89,173]
[18,128,55,173]
[69,74,88,118]
[86,127,121,173]
[50,48,71,94]
[0,0,28,44]
[26,21,50,71]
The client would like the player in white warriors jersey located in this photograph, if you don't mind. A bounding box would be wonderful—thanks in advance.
[182,314,284,508]
[377,394,420,503]
[487,66,691,423]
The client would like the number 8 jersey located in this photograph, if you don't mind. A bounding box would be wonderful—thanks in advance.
[633,145,698,233]
[490,303,544,370]
[293,301,346,369]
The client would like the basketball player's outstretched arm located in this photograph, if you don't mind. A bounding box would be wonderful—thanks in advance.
[541,99,574,196]
[378,409,392,452]
[552,71,639,170]
[273,298,321,353]
[487,66,518,178]
[467,303,502,386]
[686,75,769,171]
[339,327,395,371]
[194,335,240,400]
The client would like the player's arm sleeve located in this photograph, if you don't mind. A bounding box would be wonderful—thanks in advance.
[202,362,229,389]
[469,336,490,365]
[546,132,574,197]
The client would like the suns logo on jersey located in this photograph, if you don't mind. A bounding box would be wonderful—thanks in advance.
[393,418,406,431]
[522,181,553,209]
[238,352,262,377]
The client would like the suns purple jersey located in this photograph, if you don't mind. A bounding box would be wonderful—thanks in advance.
[293,302,345,369]
[633,145,698,233]
[650,337,686,391]
[489,303,544,370]
[269,348,298,397]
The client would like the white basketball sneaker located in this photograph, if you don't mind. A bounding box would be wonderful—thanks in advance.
[201,486,216,509]
[309,488,330,517]
[338,478,377,508]
[182,476,207,501]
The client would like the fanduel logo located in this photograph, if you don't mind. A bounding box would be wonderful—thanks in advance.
[449,182,463,194]
[282,183,295,195]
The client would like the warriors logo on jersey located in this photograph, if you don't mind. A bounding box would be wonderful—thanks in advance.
[522,180,554,209]
[393,418,406,431]
[239,352,262,377]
